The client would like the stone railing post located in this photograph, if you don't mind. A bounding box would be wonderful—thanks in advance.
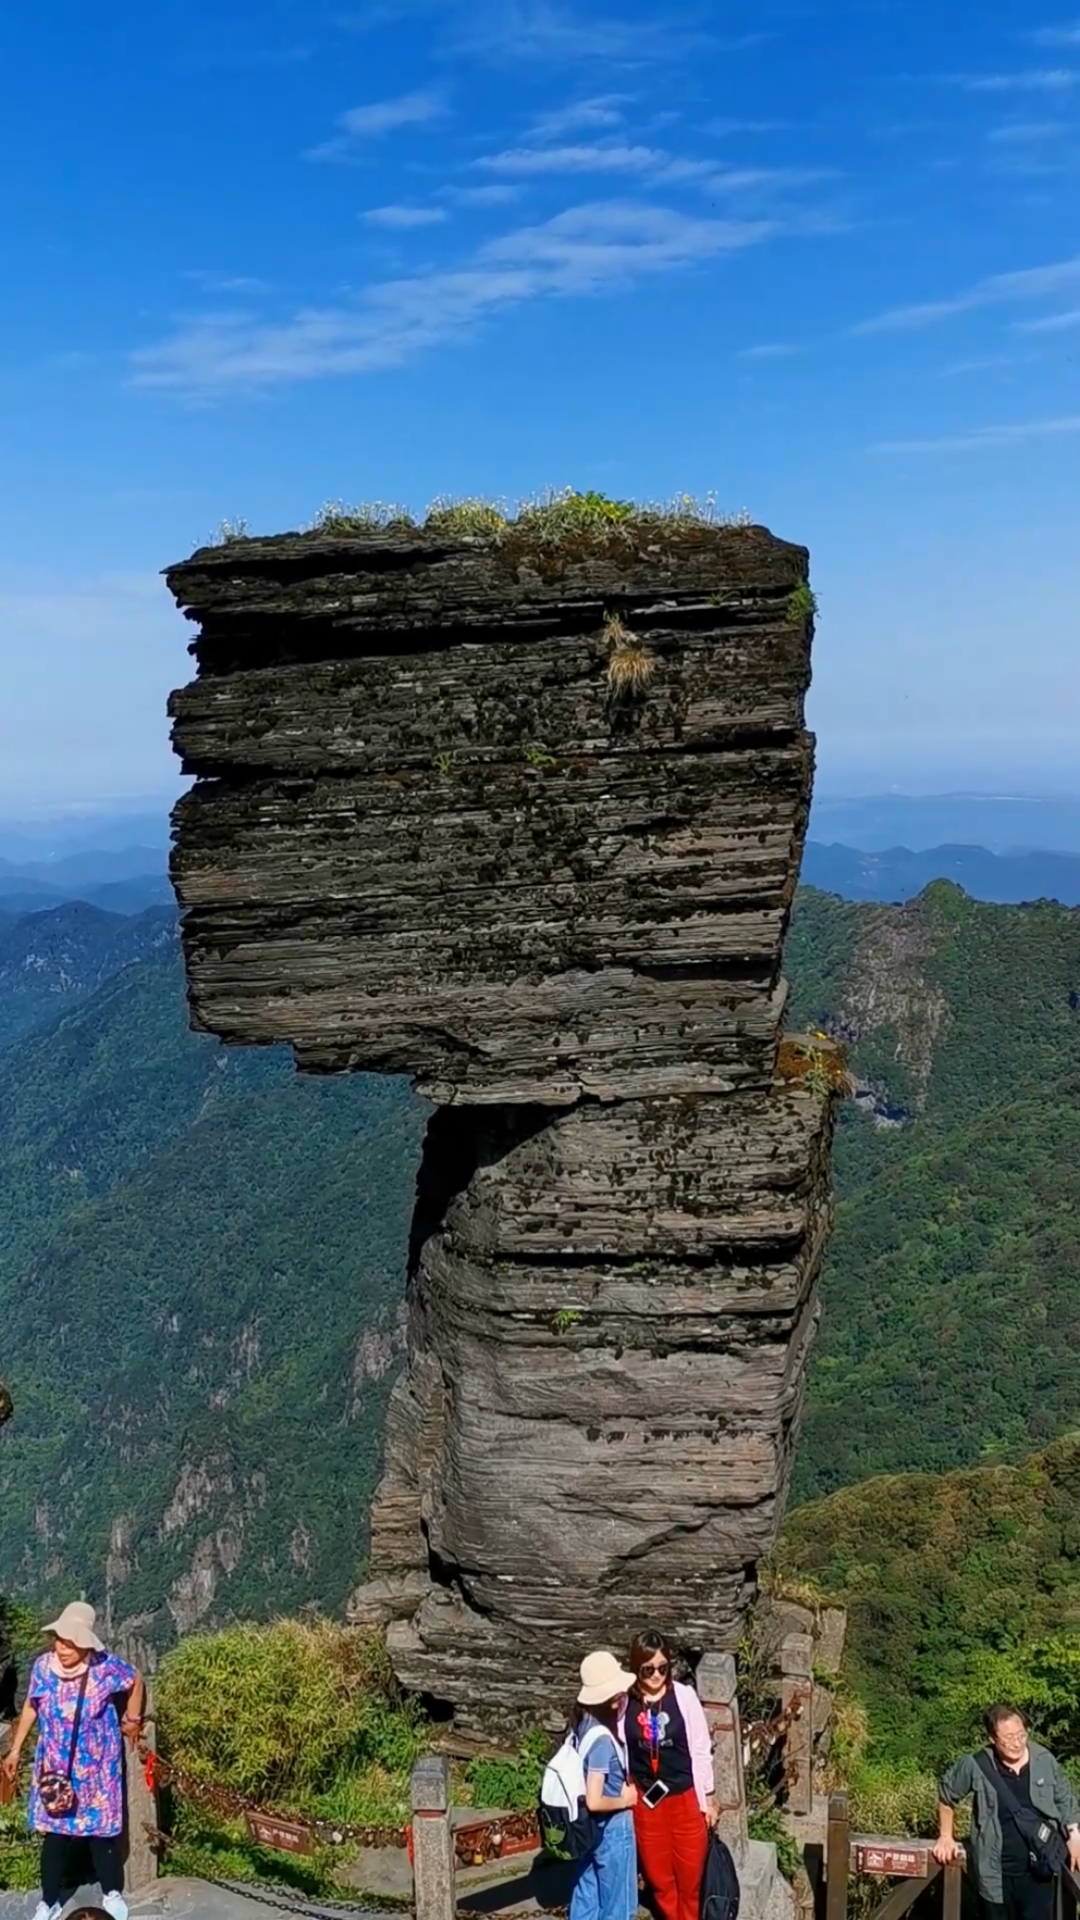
[697,1652,748,1864]
[780,1632,814,1817]
[123,1708,159,1893]
[411,1755,455,1920]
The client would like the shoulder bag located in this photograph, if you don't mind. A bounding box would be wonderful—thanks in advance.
[37,1668,90,1819]
[975,1750,1069,1881]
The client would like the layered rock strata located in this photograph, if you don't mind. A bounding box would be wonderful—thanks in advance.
[166,517,836,1726]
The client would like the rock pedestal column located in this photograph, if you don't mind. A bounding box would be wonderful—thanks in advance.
[166,513,837,1729]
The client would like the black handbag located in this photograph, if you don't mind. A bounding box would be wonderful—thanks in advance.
[976,1750,1069,1881]
[37,1668,89,1819]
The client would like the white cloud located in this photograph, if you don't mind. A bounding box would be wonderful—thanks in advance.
[959,67,1079,91]
[738,341,803,359]
[340,89,446,134]
[363,204,448,227]
[477,141,662,175]
[526,95,627,139]
[475,141,831,198]
[131,200,776,394]
[1033,18,1080,45]
[485,199,773,278]
[445,183,523,206]
[306,89,446,160]
[987,119,1069,140]
[452,0,711,64]
[853,253,1080,332]
[341,0,720,64]
[703,165,834,192]
[706,118,785,136]
[877,414,1080,452]
[940,353,1021,374]
[183,270,271,293]
[1014,306,1080,330]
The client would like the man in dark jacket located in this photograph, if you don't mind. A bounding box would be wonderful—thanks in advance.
[933,1704,1080,1920]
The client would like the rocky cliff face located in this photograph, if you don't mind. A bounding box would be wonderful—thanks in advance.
[166,513,836,1728]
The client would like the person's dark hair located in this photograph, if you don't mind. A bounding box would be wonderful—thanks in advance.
[573,1698,622,1735]
[65,1909,112,1920]
[628,1630,675,1698]
[985,1704,1028,1737]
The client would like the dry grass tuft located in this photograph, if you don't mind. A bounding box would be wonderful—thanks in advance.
[308,500,416,534]
[424,495,509,534]
[607,644,656,695]
[604,610,656,697]
[776,1032,854,1097]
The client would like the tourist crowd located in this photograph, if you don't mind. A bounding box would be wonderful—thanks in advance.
[5,1599,1080,1920]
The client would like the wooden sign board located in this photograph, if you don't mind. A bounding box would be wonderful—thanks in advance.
[245,1811,315,1856]
[852,1842,932,1878]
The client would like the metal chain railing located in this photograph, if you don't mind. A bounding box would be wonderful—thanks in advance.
[139,1744,411,1852]
[2,1736,540,1883]
[138,1743,540,1868]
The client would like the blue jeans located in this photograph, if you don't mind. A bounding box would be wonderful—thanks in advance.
[570,1810,638,1920]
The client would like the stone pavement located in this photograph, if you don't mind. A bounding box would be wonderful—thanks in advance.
[0,1880,403,1920]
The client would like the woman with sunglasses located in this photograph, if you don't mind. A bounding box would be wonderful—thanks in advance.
[621,1632,717,1920]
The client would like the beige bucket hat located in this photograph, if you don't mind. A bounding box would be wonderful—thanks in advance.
[577,1650,636,1706]
[43,1601,103,1651]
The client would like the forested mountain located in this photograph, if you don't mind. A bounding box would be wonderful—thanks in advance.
[789,882,1080,1499]
[1,879,1078,1648]
[0,903,175,1051]
[0,944,426,1653]
[775,1434,1080,1771]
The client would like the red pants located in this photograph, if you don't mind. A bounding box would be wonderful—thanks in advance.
[633,1786,708,1920]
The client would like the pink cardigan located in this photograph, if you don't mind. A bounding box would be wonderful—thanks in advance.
[619,1680,716,1813]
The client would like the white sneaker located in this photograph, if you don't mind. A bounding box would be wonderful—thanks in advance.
[101,1895,129,1920]
[29,1902,61,1920]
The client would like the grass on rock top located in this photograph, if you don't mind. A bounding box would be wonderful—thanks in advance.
[209,487,755,547]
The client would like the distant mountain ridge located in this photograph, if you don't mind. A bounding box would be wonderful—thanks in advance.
[809,791,1080,854]
[0,809,172,865]
[0,846,167,887]
[0,902,176,1052]
[802,840,1080,905]
[0,842,172,918]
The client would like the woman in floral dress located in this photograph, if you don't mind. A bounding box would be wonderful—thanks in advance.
[1,1601,145,1920]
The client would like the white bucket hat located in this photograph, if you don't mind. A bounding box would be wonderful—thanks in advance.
[577,1649,636,1706]
[43,1601,103,1652]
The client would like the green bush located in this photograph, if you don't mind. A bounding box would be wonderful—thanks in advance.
[0,1787,38,1891]
[465,1730,551,1812]
[845,1762,942,1838]
[156,1618,423,1804]
[747,1806,802,1882]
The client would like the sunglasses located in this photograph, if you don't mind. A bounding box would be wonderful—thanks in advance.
[639,1661,669,1677]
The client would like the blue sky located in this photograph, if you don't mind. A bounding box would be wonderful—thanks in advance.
[1,0,1078,808]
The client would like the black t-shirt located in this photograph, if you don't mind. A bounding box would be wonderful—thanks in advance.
[994,1754,1037,1875]
[627,1689,694,1794]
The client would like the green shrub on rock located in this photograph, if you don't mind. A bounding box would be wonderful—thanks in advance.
[156,1617,423,1804]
